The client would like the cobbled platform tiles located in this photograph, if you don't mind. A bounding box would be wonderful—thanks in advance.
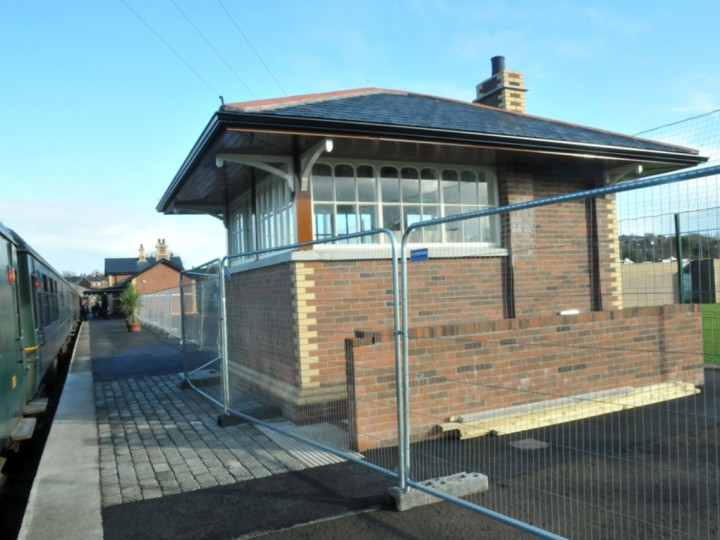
[94,372,318,508]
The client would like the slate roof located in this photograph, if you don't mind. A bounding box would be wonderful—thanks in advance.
[223,88,701,158]
[158,88,707,215]
[105,257,183,276]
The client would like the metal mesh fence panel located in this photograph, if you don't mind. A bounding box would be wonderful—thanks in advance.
[202,232,404,474]
[164,110,720,538]
[619,111,720,369]
[393,167,719,537]
[180,261,223,402]
[138,287,182,337]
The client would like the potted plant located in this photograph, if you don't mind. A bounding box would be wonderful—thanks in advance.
[119,281,142,332]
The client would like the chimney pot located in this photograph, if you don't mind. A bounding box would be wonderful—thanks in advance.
[491,56,505,75]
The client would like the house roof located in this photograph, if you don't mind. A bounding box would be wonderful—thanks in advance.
[157,88,708,216]
[223,88,698,156]
[105,257,183,276]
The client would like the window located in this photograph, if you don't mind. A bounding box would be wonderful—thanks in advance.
[312,164,377,244]
[257,175,295,249]
[311,162,498,244]
[229,193,254,255]
[228,174,295,256]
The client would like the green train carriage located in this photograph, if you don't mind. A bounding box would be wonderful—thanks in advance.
[0,221,80,452]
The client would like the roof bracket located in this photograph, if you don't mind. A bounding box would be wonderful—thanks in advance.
[604,163,643,185]
[300,139,333,191]
[216,153,294,191]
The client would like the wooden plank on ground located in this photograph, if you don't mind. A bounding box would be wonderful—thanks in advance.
[439,381,699,440]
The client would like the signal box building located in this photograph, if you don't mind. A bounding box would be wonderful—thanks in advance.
[158,59,707,450]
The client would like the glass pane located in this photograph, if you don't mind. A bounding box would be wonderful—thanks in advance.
[478,179,489,205]
[357,164,373,178]
[404,205,422,227]
[479,216,491,242]
[357,174,376,202]
[335,164,355,202]
[463,216,482,242]
[314,204,333,239]
[359,205,377,243]
[383,205,402,231]
[336,204,357,235]
[442,169,460,204]
[359,205,376,231]
[335,163,354,177]
[460,170,479,204]
[444,205,462,242]
[401,168,420,204]
[381,166,400,203]
[423,205,441,242]
[421,168,439,204]
[312,164,333,201]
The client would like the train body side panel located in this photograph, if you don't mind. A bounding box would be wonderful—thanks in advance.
[0,235,23,447]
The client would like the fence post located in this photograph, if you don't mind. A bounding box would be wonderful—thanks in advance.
[220,260,230,415]
[179,273,188,380]
[675,213,685,304]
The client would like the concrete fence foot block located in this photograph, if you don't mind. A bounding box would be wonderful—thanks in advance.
[179,369,221,389]
[389,471,489,511]
[217,406,282,427]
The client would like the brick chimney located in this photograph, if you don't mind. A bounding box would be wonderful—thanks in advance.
[138,244,146,262]
[155,238,169,260]
[473,56,528,113]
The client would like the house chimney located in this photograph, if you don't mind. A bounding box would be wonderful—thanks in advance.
[491,55,505,74]
[474,56,528,114]
[156,238,169,260]
[138,244,146,262]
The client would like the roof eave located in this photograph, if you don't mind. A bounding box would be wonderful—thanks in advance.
[215,111,707,165]
[157,113,225,214]
[158,110,707,213]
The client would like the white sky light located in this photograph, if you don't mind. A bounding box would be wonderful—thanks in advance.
[1,0,718,274]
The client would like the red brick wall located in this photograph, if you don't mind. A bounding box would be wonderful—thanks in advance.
[346,305,704,451]
[224,263,297,406]
[136,264,181,294]
[498,171,621,317]
[303,257,505,382]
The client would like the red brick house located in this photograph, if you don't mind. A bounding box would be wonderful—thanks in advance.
[157,59,707,450]
[97,240,184,317]
[104,239,182,286]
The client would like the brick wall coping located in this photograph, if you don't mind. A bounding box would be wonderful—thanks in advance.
[352,304,700,344]
[226,243,508,275]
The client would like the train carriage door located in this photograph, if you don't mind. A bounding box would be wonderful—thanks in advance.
[0,236,24,443]
[16,254,40,400]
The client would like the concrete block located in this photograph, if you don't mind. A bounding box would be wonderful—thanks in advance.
[389,471,489,511]
[217,405,283,427]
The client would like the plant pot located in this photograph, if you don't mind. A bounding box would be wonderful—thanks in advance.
[127,321,141,332]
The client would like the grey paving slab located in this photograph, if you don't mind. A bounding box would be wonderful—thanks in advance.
[18,323,103,540]
[20,318,372,540]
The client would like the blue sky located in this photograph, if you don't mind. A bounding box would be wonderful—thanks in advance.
[1,0,718,274]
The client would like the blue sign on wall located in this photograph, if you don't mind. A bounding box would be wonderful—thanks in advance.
[410,248,429,262]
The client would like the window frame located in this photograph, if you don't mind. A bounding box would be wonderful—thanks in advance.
[310,159,500,246]
[227,172,296,258]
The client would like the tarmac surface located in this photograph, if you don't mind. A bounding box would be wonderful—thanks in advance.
[17,319,533,540]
